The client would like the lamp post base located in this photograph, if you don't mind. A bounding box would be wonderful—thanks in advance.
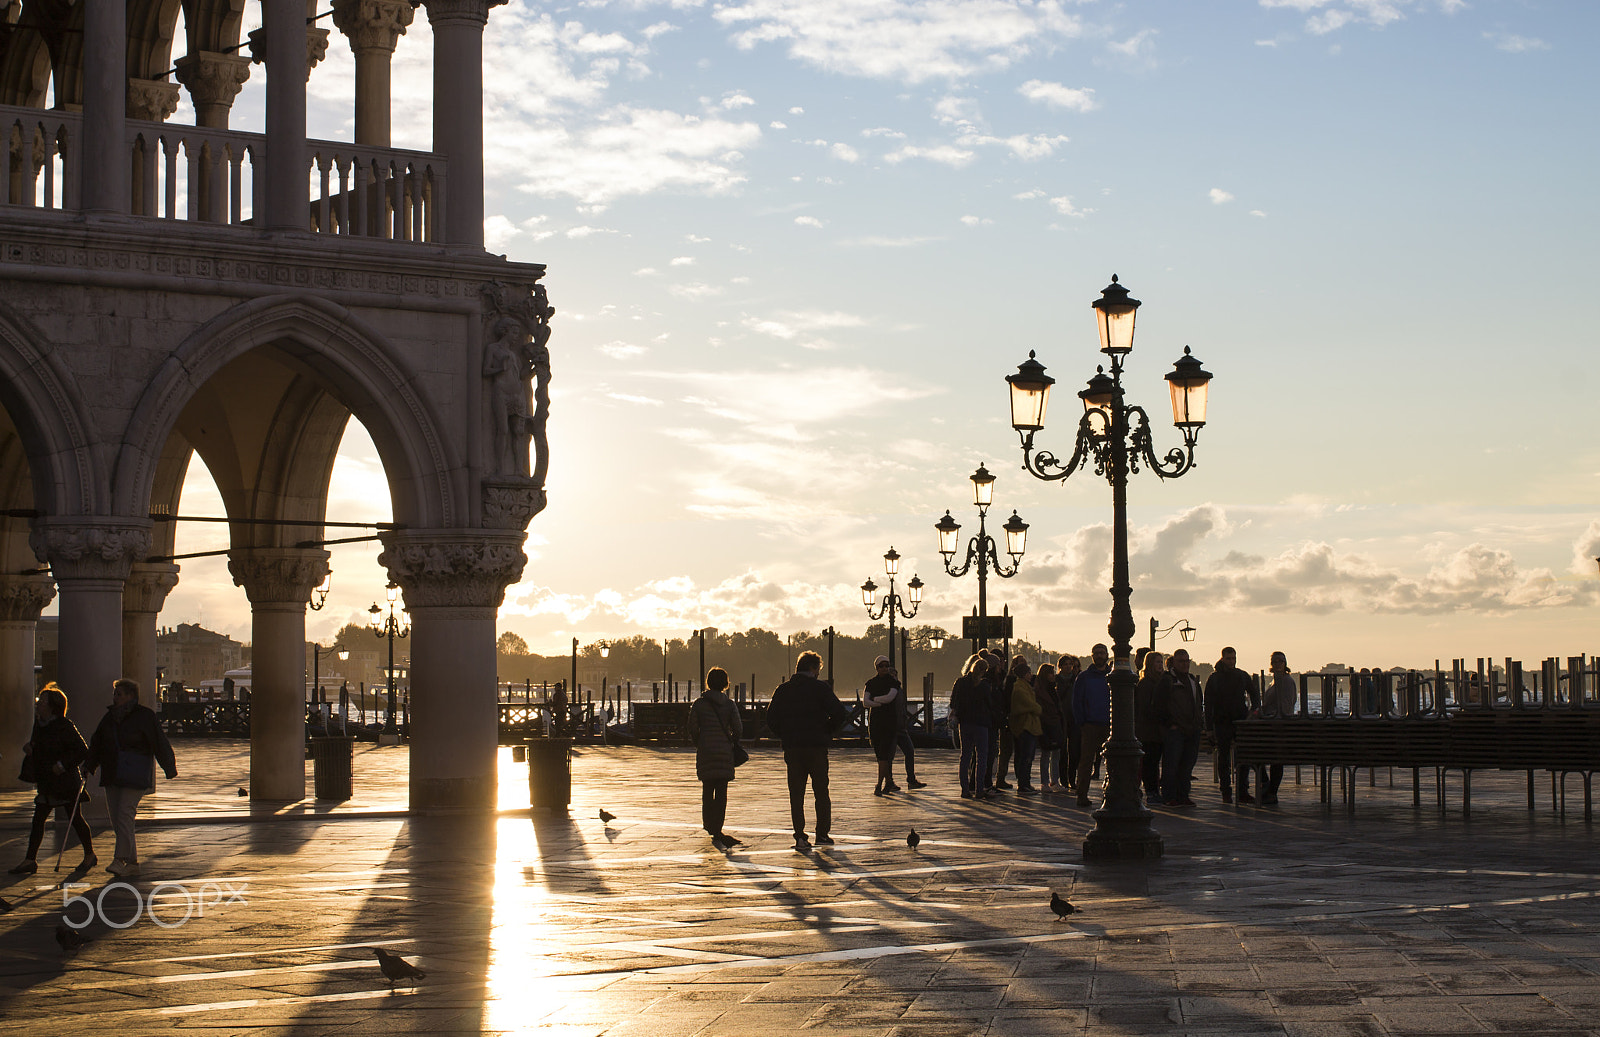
[1082,816,1164,859]
[1081,726,1164,859]
[378,731,401,747]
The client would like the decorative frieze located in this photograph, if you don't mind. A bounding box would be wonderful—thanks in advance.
[0,575,56,622]
[378,531,526,609]
[29,520,151,582]
[228,549,331,606]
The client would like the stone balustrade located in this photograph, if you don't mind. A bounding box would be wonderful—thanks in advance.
[0,103,445,244]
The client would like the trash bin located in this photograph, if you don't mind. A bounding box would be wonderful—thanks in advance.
[310,736,355,800]
[527,738,572,810]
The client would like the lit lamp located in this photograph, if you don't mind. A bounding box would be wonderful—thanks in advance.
[862,548,921,673]
[309,573,331,611]
[936,464,1027,652]
[1007,274,1217,861]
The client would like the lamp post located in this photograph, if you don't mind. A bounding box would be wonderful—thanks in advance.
[862,547,923,674]
[936,464,1029,651]
[308,573,331,611]
[369,582,410,744]
[692,629,706,689]
[1148,618,1196,652]
[1007,274,1214,860]
[309,642,350,706]
[823,625,836,688]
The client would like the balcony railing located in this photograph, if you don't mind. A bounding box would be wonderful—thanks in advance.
[2,104,445,245]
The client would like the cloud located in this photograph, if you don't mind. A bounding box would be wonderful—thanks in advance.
[830,142,861,162]
[962,132,1070,159]
[714,0,1084,84]
[884,144,976,167]
[599,341,648,359]
[1259,0,1456,35]
[605,392,664,406]
[839,235,941,247]
[720,91,757,108]
[670,256,697,266]
[1048,195,1089,217]
[1209,187,1235,205]
[1106,27,1157,60]
[1013,188,1046,200]
[742,310,869,341]
[668,282,724,300]
[960,215,993,226]
[1250,209,1268,218]
[1485,32,1550,53]
[769,120,788,128]
[794,215,825,228]
[1017,80,1098,112]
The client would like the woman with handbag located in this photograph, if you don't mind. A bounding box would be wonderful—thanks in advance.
[8,684,96,874]
[687,668,744,850]
[86,679,177,878]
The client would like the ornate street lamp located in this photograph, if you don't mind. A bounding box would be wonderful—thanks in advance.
[309,642,350,707]
[936,464,1028,652]
[369,582,410,743]
[1007,274,1214,860]
[308,573,332,611]
[1149,617,1196,652]
[862,547,922,674]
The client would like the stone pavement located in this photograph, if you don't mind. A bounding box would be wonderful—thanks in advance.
[1,740,1597,1035]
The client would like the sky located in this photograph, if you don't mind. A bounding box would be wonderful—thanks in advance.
[142,0,1600,675]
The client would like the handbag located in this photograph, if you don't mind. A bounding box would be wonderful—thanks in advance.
[18,752,35,784]
[716,706,749,767]
[112,722,155,788]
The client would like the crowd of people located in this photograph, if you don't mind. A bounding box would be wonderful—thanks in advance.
[688,645,1294,850]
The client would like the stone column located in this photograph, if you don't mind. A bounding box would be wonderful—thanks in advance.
[29,520,150,738]
[229,549,330,801]
[262,0,309,231]
[424,0,504,246]
[332,0,415,146]
[173,53,253,128]
[379,530,525,810]
[126,80,181,123]
[81,0,128,212]
[122,564,180,706]
[0,576,55,790]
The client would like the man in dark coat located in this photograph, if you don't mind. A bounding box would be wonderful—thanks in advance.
[763,651,848,848]
[86,679,177,878]
[1204,647,1259,804]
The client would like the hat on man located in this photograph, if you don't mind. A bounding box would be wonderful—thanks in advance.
[874,655,891,667]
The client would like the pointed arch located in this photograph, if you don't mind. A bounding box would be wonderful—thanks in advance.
[0,299,97,516]
[114,294,461,529]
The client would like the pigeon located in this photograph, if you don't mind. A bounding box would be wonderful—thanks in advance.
[907,828,921,850]
[56,924,92,953]
[237,787,248,797]
[598,809,616,824]
[1050,891,1077,919]
[372,947,426,987]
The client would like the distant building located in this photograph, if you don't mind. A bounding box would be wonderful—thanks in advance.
[156,624,245,689]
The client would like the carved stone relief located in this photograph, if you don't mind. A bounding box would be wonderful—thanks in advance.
[378,531,526,609]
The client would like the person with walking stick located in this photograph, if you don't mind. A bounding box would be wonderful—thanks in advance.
[8,684,96,875]
[86,679,176,878]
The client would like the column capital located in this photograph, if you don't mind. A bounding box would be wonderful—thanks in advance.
[29,519,151,582]
[423,0,506,29]
[245,28,333,80]
[333,0,416,54]
[173,51,253,123]
[0,575,56,622]
[229,549,331,607]
[127,79,181,122]
[124,563,181,614]
[378,530,525,609]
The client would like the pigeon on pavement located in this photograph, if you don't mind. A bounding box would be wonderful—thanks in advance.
[237,787,248,797]
[373,947,426,987]
[1050,891,1077,919]
[907,828,921,850]
[598,809,616,823]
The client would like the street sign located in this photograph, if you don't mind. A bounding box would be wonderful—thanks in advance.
[962,615,1013,640]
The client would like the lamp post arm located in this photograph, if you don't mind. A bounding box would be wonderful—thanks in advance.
[1019,411,1099,485]
[943,535,979,578]
[1127,404,1200,480]
[984,535,1021,579]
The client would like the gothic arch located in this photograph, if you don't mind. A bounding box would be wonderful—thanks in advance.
[114,294,461,529]
[0,300,97,516]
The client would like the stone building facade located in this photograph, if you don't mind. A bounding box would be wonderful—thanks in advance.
[155,622,245,689]
[0,0,549,807]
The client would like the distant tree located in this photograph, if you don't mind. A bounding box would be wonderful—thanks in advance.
[498,631,531,656]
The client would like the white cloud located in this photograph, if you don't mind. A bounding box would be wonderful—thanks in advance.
[769,120,788,128]
[721,91,757,108]
[794,215,825,228]
[1250,209,1268,218]
[1013,188,1046,200]
[1017,80,1098,112]
[1259,0,1452,35]
[687,234,711,242]
[962,132,1070,159]
[1048,195,1089,217]
[634,267,660,276]
[861,127,906,139]
[714,0,1084,84]
[830,142,861,162]
[670,256,697,266]
[741,310,869,341]
[1107,28,1157,60]
[960,215,993,226]
[1209,187,1235,205]
[605,392,664,406]
[1485,32,1550,53]
[668,282,725,300]
[839,235,941,248]
[883,144,976,167]
[599,341,648,359]
[642,21,680,39]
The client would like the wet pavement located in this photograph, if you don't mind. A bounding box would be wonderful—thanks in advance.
[1,740,1597,1035]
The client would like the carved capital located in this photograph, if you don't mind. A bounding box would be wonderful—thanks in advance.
[123,563,181,614]
[378,530,526,609]
[127,79,181,122]
[173,51,252,121]
[30,520,151,582]
[0,575,57,622]
[333,0,415,54]
[481,478,546,531]
[423,0,506,30]
[306,27,331,77]
[228,549,331,607]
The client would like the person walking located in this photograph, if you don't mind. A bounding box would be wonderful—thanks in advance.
[1008,658,1042,794]
[8,684,96,875]
[1034,663,1065,792]
[1160,649,1204,806]
[688,667,744,850]
[864,656,904,796]
[1204,647,1259,804]
[763,651,848,848]
[85,679,176,878]
[1134,651,1168,804]
[1071,644,1112,807]
[948,655,991,799]
[1257,651,1296,805]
